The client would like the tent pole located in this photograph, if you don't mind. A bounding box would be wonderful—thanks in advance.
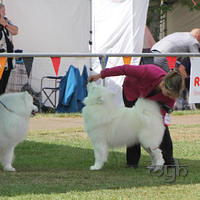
[159,0,166,39]
[89,0,92,75]
[99,56,107,86]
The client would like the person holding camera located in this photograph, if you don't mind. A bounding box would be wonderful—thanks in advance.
[0,3,18,94]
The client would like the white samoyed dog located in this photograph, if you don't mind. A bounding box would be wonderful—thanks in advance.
[82,83,165,171]
[0,91,38,171]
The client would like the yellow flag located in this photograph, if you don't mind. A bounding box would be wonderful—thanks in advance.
[0,57,7,80]
[123,57,131,65]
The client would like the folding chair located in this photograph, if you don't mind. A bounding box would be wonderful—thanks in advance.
[40,76,63,112]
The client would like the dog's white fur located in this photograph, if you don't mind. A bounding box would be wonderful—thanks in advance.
[0,91,38,171]
[82,83,165,171]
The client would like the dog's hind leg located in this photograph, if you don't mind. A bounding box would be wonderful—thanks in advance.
[90,143,108,170]
[1,146,16,172]
[151,148,164,172]
[145,148,157,169]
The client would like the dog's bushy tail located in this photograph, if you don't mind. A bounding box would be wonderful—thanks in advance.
[134,98,163,127]
[134,98,165,148]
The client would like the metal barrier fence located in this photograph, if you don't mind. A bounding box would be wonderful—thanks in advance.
[2,52,200,68]
[2,52,200,111]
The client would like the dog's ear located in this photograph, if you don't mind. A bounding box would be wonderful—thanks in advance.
[22,91,27,104]
[23,91,30,101]
[87,82,96,92]
[96,96,104,104]
[23,91,33,106]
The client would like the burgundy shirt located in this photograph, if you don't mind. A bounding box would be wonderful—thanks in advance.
[101,64,175,117]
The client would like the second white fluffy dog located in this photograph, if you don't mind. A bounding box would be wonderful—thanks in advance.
[0,92,37,171]
[82,83,165,171]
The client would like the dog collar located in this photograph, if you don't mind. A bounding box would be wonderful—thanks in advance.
[0,100,14,113]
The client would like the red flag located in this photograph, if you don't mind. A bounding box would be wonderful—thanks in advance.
[166,57,176,70]
[51,57,61,76]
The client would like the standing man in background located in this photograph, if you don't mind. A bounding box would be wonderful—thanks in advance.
[151,28,200,77]
[0,3,18,94]
[151,29,200,110]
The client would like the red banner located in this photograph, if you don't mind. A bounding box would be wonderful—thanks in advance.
[166,57,176,70]
[51,57,61,76]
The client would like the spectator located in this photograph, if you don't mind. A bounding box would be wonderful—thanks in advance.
[0,3,18,94]
[174,57,196,110]
[151,29,200,110]
[151,28,200,77]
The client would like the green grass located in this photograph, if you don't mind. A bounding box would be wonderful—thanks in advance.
[0,114,200,200]
[172,109,200,116]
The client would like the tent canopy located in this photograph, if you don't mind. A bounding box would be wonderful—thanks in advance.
[4,0,150,106]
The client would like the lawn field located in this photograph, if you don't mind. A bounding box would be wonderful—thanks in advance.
[0,112,200,200]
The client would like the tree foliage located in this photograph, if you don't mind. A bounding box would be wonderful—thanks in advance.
[179,0,200,10]
[160,0,200,14]
[148,0,200,41]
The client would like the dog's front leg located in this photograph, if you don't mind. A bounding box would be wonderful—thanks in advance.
[1,146,16,172]
[90,143,108,170]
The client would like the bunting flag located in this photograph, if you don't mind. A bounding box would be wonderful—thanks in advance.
[0,57,7,80]
[123,57,132,65]
[99,56,108,68]
[23,57,34,78]
[166,57,177,70]
[51,57,61,76]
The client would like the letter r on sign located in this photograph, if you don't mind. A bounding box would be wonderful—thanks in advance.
[194,77,200,86]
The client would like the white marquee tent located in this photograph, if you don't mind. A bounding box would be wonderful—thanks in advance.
[4,0,91,93]
[92,0,149,104]
[4,0,150,106]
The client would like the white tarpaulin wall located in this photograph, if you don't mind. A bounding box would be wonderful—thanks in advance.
[4,0,149,107]
[92,0,149,105]
[4,0,90,92]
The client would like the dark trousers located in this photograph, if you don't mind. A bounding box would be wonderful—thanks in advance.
[0,67,12,95]
[122,92,174,166]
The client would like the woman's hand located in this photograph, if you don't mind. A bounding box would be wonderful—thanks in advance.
[88,74,101,82]
[178,64,187,78]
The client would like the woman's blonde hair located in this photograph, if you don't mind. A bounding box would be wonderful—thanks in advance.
[163,70,185,96]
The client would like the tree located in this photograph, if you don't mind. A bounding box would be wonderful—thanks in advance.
[147,0,200,41]
[161,0,200,14]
